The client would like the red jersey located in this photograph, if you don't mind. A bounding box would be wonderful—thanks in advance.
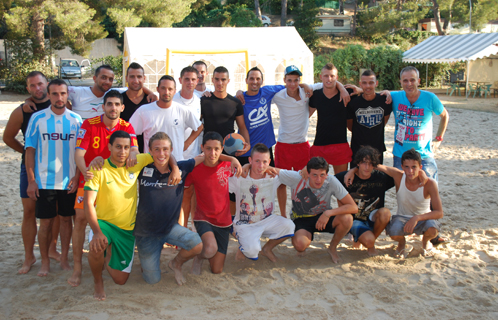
[185,161,233,227]
[76,115,137,187]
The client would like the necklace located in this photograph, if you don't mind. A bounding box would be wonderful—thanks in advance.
[179,94,194,106]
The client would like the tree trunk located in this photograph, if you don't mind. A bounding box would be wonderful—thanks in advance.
[339,0,344,15]
[32,9,45,61]
[431,0,445,35]
[254,0,262,19]
[281,0,287,26]
[353,0,357,35]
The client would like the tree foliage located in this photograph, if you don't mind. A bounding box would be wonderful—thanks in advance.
[293,0,322,50]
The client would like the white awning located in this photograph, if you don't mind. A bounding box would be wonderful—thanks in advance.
[403,32,498,63]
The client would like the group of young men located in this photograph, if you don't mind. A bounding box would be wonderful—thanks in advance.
[3,60,449,300]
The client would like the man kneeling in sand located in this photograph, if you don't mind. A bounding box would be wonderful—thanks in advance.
[84,131,180,300]
[229,143,295,262]
[274,157,357,263]
[375,148,443,257]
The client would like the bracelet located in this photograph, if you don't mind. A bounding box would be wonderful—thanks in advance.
[435,136,443,142]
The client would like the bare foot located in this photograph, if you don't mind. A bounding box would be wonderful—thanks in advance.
[261,246,278,262]
[18,257,36,274]
[367,247,378,256]
[235,249,246,261]
[328,248,341,264]
[68,270,82,287]
[93,279,106,301]
[168,259,186,286]
[191,256,203,275]
[60,259,72,271]
[37,260,50,277]
[352,241,361,249]
[49,250,61,262]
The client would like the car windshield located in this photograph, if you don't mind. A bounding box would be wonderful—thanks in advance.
[61,60,79,67]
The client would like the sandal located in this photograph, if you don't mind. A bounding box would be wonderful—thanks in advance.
[395,244,413,259]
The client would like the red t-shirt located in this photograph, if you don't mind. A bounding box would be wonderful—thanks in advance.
[185,161,233,227]
[76,115,137,187]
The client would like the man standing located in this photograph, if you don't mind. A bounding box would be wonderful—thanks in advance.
[336,146,394,256]
[274,157,357,263]
[24,79,82,276]
[68,90,139,287]
[377,149,443,257]
[192,61,215,97]
[347,70,392,167]
[229,143,295,262]
[130,75,203,161]
[3,71,61,274]
[309,63,354,175]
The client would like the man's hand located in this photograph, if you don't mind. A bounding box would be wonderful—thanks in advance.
[418,169,428,186]
[379,90,392,104]
[235,90,245,105]
[89,156,105,171]
[344,168,357,187]
[302,84,314,98]
[230,158,242,177]
[431,140,442,152]
[315,211,331,231]
[403,216,420,234]
[241,163,251,178]
[168,166,181,185]
[83,170,94,181]
[146,92,158,102]
[235,142,250,157]
[299,167,309,180]
[202,91,212,98]
[338,86,352,107]
[22,98,37,113]
[67,175,79,193]
[27,181,39,201]
[264,166,278,178]
[126,150,138,168]
[344,84,362,96]
[89,232,108,253]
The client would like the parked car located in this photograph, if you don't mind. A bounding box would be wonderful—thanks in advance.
[260,15,271,27]
[60,59,82,79]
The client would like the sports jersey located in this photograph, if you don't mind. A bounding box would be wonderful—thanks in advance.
[185,161,233,227]
[201,94,244,140]
[24,107,82,190]
[68,86,127,120]
[129,101,202,160]
[391,90,445,159]
[84,153,153,230]
[228,173,280,225]
[239,85,285,157]
[21,100,51,165]
[271,87,310,144]
[173,91,202,159]
[76,115,138,188]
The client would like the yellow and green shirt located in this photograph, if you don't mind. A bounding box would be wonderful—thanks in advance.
[84,153,153,230]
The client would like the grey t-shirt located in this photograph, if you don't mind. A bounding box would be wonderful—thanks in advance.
[278,170,349,220]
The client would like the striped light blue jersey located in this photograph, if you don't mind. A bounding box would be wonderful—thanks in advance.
[25,107,82,190]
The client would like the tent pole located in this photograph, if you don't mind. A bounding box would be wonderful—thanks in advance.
[426,63,428,89]
[465,60,469,100]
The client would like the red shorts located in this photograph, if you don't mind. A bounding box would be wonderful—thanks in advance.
[310,143,352,166]
[74,187,85,210]
[274,141,310,171]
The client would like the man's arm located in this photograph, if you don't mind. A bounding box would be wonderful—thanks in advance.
[234,115,251,156]
[375,164,403,182]
[168,154,181,185]
[316,194,357,231]
[74,148,89,180]
[336,81,351,107]
[184,124,204,151]
[432,108,449,151]
[84,190,108,252]
[219,154,242,177]
[142,86,158,102]
[3,106,24,153]
[25,147,39,201]
[347,119,353,132]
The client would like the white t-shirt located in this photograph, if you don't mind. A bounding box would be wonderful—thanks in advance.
[194,84,215,98]
[229,173,280,225]
[68,86,127,120]
[271,87,310,144]
[173,91,202,159]
[129,101,202,160]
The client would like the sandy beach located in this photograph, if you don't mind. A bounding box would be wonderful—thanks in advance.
[0,91,497,319]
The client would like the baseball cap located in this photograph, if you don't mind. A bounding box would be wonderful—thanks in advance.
[285,65,302,76]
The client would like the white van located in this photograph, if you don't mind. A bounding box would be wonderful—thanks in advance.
[315,15,352,38]
[260,15,271,27]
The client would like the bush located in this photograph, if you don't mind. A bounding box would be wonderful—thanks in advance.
[364,45,404,90]
[91,55,123,86]
[331,44,367,84]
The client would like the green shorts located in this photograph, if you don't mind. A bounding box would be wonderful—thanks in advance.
[98,220,136,273]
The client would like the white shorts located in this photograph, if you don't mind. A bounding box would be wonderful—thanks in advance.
[234,214,295,260]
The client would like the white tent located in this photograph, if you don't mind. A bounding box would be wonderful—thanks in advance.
[123,27,314,92]
[403,33,498,96]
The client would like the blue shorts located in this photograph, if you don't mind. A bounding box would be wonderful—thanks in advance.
[350,219,375,242]
[20,164,28,198]
[393,155,438,182]
[136,223,202,284]
[386,215,441,237]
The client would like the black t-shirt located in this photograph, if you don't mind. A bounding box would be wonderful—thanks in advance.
[134,159,195,237]
[121,91,148,153]
[347,93,392,156]
[21,100,51,164]
[309,88,354,146]
[201,94,244,139]
[335,170,394,221]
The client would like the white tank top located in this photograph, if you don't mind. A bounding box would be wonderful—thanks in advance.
[396,173,431,216]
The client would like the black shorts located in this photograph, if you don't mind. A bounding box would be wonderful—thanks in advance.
[35,189,77,219]
[293,213,336,241]
[194,221,230,255]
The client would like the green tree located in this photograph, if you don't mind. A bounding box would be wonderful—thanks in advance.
[174,2,262,27]
[293,0,321,49]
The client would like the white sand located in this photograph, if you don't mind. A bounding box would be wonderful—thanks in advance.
[1,92,497,319]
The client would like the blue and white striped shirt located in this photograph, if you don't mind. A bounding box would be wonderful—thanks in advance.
[25,107,82,190]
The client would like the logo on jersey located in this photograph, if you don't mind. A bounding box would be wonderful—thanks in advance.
[259,97,267,105]
[129,173,135,179]
[174,119,179,125]
[77,196,84,203]
[248,105,270,128]
[142,167,154,177]
[42,133,76,141]
[216,166,232,187]
[71,124,77,132]
[77,129,86,139]
[355,107,384,128]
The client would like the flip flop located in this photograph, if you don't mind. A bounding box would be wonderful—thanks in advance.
[430,236,447,247]
[395,244,413,259]
[422,247,436,257]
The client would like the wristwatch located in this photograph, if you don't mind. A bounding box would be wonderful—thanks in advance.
[435,136,443,142]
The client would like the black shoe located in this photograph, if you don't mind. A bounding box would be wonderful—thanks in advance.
[430,236,447,247]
